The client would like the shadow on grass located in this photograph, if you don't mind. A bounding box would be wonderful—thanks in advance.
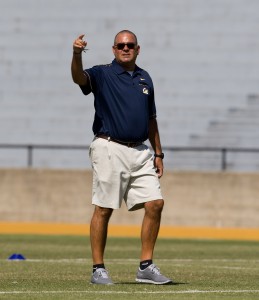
[115,281,188,286]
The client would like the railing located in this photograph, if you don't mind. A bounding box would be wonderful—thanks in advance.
[0,144,89,168]
[1,143,259,171]
[0,144,259,171]
[164,146,259,171]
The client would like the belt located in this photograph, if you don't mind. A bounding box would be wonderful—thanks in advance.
[97,135,143,148]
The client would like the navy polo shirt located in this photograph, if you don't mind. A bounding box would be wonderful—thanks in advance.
[80,59,157,142]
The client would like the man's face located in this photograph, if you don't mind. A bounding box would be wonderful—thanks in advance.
[112,33,140,68]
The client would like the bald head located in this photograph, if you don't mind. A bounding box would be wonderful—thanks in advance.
[114,30,138,45]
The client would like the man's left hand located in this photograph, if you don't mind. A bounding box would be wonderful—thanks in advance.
[154,157,164,178]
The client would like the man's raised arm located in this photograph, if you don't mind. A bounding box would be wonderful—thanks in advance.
[71,34,88,86]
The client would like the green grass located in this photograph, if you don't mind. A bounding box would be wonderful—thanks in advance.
[0,235,259,299]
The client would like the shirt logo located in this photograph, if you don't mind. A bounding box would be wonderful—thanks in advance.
[143,88,149,95]
[140,78,145,81]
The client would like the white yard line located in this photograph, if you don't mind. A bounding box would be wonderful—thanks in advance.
[0,290,259,295]
[3,258,259,264]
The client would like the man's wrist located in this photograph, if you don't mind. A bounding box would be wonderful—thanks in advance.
[73,50,82,55]
[154,153,164,159]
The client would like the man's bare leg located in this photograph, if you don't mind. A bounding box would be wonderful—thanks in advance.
[140,199,164,261]
[90,206,113,264]
[136,199,172,284]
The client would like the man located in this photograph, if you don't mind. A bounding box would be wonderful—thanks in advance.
[71,30,172,285]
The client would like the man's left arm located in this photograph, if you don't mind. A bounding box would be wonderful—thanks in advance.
[148,118,164,178]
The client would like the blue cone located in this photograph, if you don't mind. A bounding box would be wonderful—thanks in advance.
[8,253,26,260]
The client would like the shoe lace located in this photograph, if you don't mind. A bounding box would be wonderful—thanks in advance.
[97,269,109,279]
[150,264,161,275]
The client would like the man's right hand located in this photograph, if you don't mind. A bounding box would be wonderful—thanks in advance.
[71,34,88,86]
[73,34,87,54]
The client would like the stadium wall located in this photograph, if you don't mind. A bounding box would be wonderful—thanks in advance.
[1,169,258,231]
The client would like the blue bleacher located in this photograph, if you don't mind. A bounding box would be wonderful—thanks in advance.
[1,0,259,171]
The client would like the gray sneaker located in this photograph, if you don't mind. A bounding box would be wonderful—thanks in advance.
[136,264,172,285]
[91,268,113,285]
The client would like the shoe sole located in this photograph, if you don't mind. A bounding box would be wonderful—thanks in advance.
[90,281,114,285]
[135,278,172,285]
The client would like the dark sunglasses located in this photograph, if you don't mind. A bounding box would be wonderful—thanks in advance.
[115,43,136,50]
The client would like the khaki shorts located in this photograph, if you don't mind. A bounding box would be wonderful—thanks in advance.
[89,137,163,211]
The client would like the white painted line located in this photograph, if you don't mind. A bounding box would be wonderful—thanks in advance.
[3,258,259,263]
[209,266,257,270]
[0,290,259,295]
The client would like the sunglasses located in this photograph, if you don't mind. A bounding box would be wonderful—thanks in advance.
[115,43,136,50]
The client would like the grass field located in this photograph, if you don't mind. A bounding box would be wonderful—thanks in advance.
[1,234,259,300]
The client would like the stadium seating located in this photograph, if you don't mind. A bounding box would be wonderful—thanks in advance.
[1,0,259,171]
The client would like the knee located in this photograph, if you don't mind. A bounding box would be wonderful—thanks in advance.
[154,199,164,212]
[94,206,113,220]
[145,199,164,215]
